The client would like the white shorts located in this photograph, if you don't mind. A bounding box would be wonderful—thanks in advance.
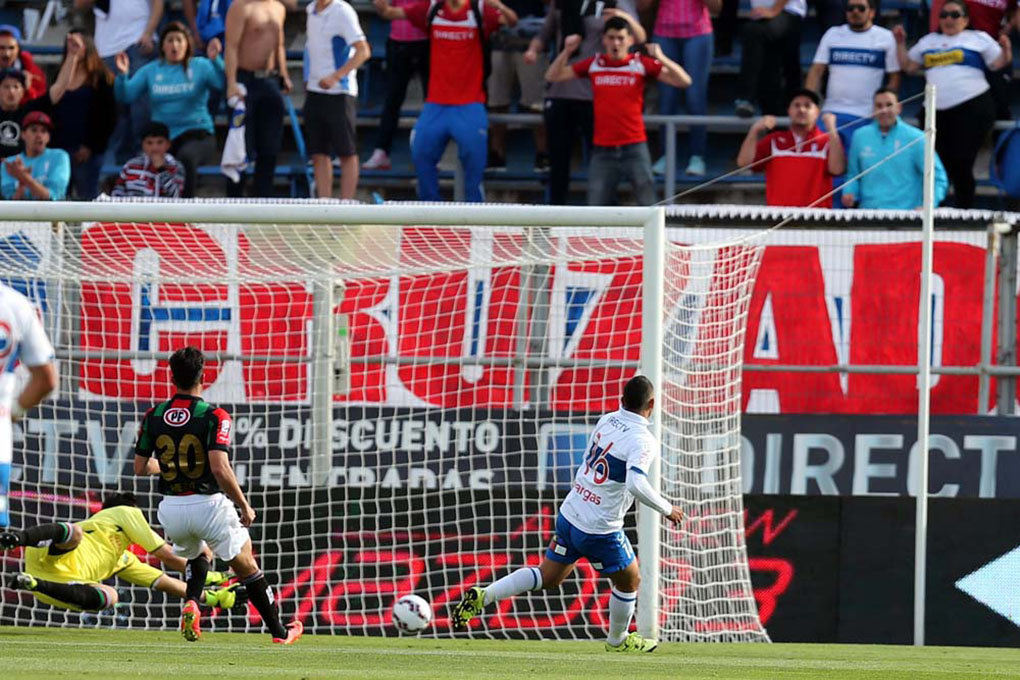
[157,493,250,562]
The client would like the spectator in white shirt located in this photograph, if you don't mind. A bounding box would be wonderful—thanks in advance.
[303,0,371,199]
[805,0,900,151]
[895,0,1011,208]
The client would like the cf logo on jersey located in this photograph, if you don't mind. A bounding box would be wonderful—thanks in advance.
[0,320,12,362]
[164,407,191,427]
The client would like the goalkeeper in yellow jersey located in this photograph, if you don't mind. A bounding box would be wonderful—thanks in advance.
[0,492,245,613]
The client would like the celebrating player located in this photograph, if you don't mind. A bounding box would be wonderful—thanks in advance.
[452,375,684,652]
[0,281,57,529]
[0,492,244,612]
[134,346,302,644]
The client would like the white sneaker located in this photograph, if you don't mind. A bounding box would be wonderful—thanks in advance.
[685,155,706,177]
[362,149,391,170]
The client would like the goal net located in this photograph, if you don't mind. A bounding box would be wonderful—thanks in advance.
[0,202,766,642]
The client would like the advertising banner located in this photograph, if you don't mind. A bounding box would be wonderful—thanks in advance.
[742,414,1020,498]
[74,223,1006,414]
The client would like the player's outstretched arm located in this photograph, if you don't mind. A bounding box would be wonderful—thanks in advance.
[151,542,189,573]
[626,468,683,525]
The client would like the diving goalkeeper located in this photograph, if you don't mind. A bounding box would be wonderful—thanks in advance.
[0,492,244,612]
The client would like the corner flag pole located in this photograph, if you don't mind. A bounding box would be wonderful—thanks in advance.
[913,82,937,647]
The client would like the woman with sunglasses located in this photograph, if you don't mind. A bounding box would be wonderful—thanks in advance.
[114,22,225,198]
[894,1,1011,208]
[926,0,1017,121]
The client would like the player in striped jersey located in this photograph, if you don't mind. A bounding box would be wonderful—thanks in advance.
[134,346,301,644]
[452,375,684,652]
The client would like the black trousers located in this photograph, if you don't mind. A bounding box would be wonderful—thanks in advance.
[934,91,995,209]
[376,39,430,154]
[543,97,594,205]
[227,70,285,198]
[986,66,1013,122]
[738,12,802,114]
[713,0,739,55]
[171,129,217,198]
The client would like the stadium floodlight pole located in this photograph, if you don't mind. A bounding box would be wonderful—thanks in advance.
[913,82,937,648]
[637,207,666,640]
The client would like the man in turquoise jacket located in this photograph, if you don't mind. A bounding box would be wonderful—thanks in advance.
[1,111,69,200]
[842,88,948,210]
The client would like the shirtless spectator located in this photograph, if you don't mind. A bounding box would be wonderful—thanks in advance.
[184,0,296,49]
[224,0,292,197]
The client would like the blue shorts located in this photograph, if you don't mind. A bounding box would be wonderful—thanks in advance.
[544,513,635,574]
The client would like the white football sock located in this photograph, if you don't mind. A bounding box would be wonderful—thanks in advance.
[606,586,637,646]
[484,566,542,606]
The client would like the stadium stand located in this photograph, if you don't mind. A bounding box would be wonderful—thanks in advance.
[6,0,1019,205]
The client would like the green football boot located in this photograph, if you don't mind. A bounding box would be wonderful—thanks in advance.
[450,586,486,630]
[605,632,658,653]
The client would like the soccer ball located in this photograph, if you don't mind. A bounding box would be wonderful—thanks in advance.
[391,594,433,633]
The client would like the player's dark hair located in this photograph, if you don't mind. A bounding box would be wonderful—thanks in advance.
[101,492,140,510]
[603,16,631,34]
[169,346,204,390]
[621,375,654,413]
[873,87,898,100]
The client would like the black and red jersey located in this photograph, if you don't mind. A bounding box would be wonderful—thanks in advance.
[135,394,232,496]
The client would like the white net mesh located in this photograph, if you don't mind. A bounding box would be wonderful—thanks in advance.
[660,237,768,641]
[0,207,765,641]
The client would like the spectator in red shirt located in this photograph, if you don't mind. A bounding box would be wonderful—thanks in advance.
[374,0,518,201]
[927,0,1017,120]
[546,17,691,205]
[0,28,47,104]
[736,88,845,207]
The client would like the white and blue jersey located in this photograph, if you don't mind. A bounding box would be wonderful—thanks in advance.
[0,283,54,526]
[908,30,1002,110]
[813,24,899,118]
[304,0,367,96]
[546,408,657,573]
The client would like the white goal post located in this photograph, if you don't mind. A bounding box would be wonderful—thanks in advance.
[0,201,767,643]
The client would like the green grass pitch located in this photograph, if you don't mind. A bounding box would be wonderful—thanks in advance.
[3,626,1020,679]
